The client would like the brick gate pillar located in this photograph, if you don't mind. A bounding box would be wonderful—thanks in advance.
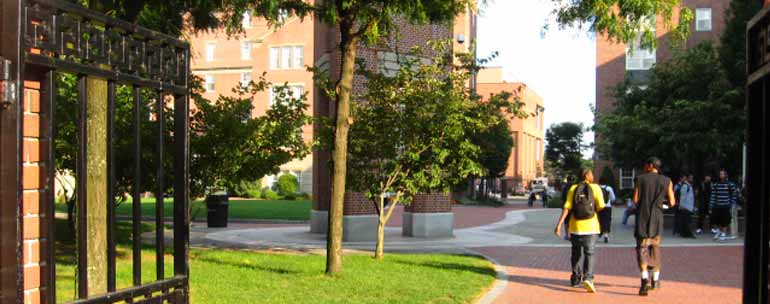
[403,192,453,238]
[22,79,49,304]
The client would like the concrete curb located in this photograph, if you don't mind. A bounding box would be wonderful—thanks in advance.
[465,249,509,304]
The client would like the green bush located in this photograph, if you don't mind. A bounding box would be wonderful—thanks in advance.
[276,174,299,195]
[261,188,280,200]
[297,192,311,200]
[283,193,297,201]
[234,179,262,198]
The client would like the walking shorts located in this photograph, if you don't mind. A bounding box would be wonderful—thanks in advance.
[711,206,731,227]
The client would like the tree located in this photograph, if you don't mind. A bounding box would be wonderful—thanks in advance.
[595,42,744,179]
[545,122,586,181]
[470,113,514,199]
[189,77,312,198]
[249,0,476,275]
[719,0,762,88]
[347,41,524,260]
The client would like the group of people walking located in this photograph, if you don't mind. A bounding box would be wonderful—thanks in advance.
[553,157,743,296]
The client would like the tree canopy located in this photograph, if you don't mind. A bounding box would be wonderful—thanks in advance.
[595,42,744,178]
[545,122,586,180]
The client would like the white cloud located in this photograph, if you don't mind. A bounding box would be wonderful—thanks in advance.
[477,0,596,157]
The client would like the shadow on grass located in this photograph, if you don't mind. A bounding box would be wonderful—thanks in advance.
[393,259,497,277]
[194,256,301,275]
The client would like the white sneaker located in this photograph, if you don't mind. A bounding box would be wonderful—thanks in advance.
[711,228,719,235]
[718,233,727,242]
[695,229,703,235]
[713,232,722,240]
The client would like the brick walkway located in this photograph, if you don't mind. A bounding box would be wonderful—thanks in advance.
[386,204,528,228]
[474,245,743,303]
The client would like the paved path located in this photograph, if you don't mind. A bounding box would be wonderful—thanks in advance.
[161,199,743,303]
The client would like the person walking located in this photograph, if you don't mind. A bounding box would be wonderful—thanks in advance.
[672,175,685,236]
[554,169,606,293]
[633,157,676,296]
[598,178,616,243]
[675,174,696,238]
[695,174,713,235]
[710,169,739,242]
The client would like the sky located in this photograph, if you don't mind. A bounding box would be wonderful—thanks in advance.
[476,0,596,157]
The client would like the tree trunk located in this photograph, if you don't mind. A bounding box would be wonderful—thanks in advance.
[375,220,385,260]
[326,26,360,275]
[85,76,108,294]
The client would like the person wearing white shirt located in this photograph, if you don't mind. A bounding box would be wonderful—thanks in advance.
[598,178,616,243]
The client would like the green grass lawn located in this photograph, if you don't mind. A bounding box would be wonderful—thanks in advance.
[54,220,496,303]
[55,199,312,221]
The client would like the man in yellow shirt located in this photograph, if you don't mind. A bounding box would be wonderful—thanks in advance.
[554,169,606,293]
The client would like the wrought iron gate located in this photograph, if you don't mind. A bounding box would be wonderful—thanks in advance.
[1,0,190,303]
[746,3,770,304]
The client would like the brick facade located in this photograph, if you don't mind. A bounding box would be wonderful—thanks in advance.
[22,80,48,304]
[342,192,377,216]
[476,73,545,190]
[405,193,452,213]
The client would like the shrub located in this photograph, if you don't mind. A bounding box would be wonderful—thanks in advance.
[276,174,299,195]
[297,192,311,200]
[261,188,280,200]
[234,179,262,198]
[283,193,297,201]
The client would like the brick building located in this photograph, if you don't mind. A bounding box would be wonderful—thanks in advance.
[594,0,729,191]
[189,11,318,194]
[476,67,546,192]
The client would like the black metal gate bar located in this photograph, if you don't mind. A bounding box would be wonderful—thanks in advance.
[76,75,89,299]
[106,80,117,292]
[42,69,56,304]
[746,4,770,303]
[156,90,165,281]
[132,86,142,287]
[18,0,191,302]
[0,0,24,302]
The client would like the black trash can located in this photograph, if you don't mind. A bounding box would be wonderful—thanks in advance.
[206,194,229,228]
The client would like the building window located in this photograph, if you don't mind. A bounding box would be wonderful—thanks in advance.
[205,42,215,61]
[240,72,252,87]
[241,41,252,60]
[619,168,636,190]
[269,46,304,70]
[205,74,215,92]
[269,84,303,107]
[696,8,712,32]
[242,11,252,28]
[625,42,656,70]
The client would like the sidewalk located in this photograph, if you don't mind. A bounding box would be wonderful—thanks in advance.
[148,201,743,303]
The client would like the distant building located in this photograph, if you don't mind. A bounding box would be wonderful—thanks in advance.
[476,67,545,191]
[188,10,318,194]
[595,1,729,190]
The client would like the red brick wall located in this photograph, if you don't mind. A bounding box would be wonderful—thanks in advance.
[22,80,47,304]
[405,193,451,213]
[343,192,376,215]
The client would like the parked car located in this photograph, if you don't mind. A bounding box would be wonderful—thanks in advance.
[530,177,549,194]
[513,183,526,196]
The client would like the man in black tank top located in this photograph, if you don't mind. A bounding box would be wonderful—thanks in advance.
[633,157,676,296]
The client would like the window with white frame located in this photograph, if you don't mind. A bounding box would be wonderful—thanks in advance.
[205,42,215,61]
[242,11,252,28]
[626,41,656,70]
[269,46,304,69]
[205,74,215,92]
[269,85,304,107]
[240,72,252,87]
[241,41,252,60]
[619,168,636,190]
[696,8,712,32]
